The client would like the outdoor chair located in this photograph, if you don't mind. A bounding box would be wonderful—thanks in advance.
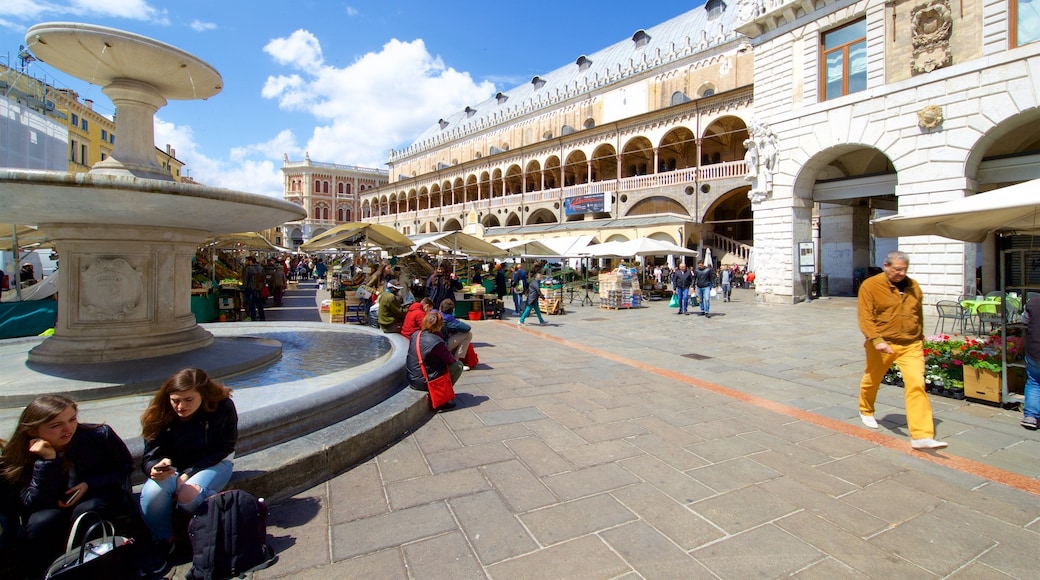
[985,290,1003,299]
[976,302,1004,333]
[934,300,972,335]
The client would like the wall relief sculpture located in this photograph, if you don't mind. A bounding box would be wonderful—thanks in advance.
[745,121,779,203]
[917,104,944,129]
[81,258,145,321]
[910,0,953,75]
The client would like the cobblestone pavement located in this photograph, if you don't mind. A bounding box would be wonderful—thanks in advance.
[245,287,1039,579]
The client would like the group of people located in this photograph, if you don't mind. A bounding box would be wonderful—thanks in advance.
[0,368,238,578]
[241,256,291,321]
[669,260,718,317]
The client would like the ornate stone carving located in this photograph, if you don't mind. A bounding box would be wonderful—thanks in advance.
[745,121,779,203]
[80,258,145,321]
[910,0,953,75]
[917,104,944,129]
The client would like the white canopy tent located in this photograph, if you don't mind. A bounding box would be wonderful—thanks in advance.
[409,231,507,258]
[493,239,558,257]
[872,179,1040,242]
[584,237,698,258]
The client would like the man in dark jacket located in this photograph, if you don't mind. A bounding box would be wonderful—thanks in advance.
[1021,294,1040,430]
[510,265,527,314]
[426,264,462,310]
[671,262,693,315]
[693,260,715,317]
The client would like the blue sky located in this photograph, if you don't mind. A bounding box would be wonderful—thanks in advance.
[1,1,697,197]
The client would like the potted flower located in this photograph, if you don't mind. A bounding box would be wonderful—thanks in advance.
[959,333,1025,403]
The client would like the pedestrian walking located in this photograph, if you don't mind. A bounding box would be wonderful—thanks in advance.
[856,251,947,450]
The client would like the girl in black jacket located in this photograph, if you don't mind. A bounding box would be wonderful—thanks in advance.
[139,368,237,572]
[1,394,134,572]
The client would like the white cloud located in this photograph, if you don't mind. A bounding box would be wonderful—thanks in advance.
[155,117,288,198]
[190,19,217,32]
[263,29,324,74]
[346,6,359,17]
[261,34,496,169]
[0,0,166,22]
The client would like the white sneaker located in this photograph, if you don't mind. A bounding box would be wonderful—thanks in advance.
[860,414,878,429]
[517,320,525,325]
[910,438,948,450]
[462,365,471,371]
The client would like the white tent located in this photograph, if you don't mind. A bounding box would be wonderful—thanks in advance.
[493,239,558,257]
[872,179,1040,242]
[585,237,698,258]
[539,235,599,257]
[409,231,507,257]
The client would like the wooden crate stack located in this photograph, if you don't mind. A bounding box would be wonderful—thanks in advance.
[540,286,565,315]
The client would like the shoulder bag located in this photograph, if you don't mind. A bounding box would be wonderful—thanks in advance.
[415,331,455,409]
[45,511,137,580]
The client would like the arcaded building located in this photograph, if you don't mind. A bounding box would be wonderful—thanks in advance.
[357,1,762,265]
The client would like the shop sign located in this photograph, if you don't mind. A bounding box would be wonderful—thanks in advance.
[564,193,611,216]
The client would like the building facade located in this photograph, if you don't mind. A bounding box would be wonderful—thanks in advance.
[737,0,1040,303]
[2,61,185,179]
[353,2,762,265]
[281,154,389,247]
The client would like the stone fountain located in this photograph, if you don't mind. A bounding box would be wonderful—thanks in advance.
[1,23,307,364]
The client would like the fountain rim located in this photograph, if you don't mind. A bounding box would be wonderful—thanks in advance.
[25,21,223,101]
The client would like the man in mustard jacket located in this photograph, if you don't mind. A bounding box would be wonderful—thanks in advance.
[857,251,947,450]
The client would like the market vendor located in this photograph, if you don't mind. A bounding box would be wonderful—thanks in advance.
[426,263,462,309]
[378,279,406,333]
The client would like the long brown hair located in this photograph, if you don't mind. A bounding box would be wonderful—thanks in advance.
[1,394,78,486]
[141,368,232,441]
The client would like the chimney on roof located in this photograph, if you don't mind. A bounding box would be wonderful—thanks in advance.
[83,98,93,109]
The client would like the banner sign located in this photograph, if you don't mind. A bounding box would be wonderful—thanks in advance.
[564,193,610,216]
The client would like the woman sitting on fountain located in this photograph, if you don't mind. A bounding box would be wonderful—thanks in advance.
[139,368,238,574]
[405,311,464,410]
[1,394,136,575]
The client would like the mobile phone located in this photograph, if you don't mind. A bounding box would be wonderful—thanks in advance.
[153,465,173,472]
[65,488,82,503]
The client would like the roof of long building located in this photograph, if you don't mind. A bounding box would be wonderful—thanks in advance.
[396,1,742,160]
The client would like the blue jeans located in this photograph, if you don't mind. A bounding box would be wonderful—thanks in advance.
[244,289,265,321]
[1024,356,1039,421]
[519,300,545,324]
[721,283,731,301]
[674,287,689,313]
[697,286,711,313]
[512,292,523,313]
[140,459,233,541]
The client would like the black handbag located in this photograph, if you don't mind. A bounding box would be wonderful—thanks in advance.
[44,511,137,580]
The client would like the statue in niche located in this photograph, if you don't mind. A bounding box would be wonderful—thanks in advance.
[745,122,780,203]
[910,0,953,75]
[81,258,144,321]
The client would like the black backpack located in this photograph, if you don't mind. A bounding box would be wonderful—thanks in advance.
[186,490,278,580]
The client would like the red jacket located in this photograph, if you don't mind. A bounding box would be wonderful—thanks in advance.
[401,302,427,339]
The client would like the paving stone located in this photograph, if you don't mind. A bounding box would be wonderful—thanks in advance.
[683,433,769,463]
[480,459,559,513]
[413,415,463,455]
[600,520,713,579]
[385,467,491,510]
[572,420,649,443]
[691,523,825,578]
[401,530,486,579]
[476,406,547,426]
[798,433,877,458]
[686,456,782,494]
[519,493,636,545]
[618,453,716,504]
[868,505,998,576]
[258,548,408,580]
[254,493,330,579]
[542,462,642,501]
[451,423,531,446]
[326,462,388,524]
[331,502,458,560]
[815,449,907,487]
[485,534,630,579]
[502,436,573,476]
[790,557,869,579]
[839,477,944,525]
[688,484,799,534]
[448,491,538,565]
[425,442,515,474]
[627,432,710,471]
[557,438,643,468]
[761,478,889,538]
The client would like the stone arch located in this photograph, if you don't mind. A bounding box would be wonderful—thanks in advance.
[525,159,542,191]
[564,149,588,185]
[620,136,653,177]
[505,164,523,195]
[626,196,690,217]
[443,218,463,231]
[658,126,696,172]
[543,156,561,189]
[482,214,501,228]
[700,116,748,166]
[527,208,557,225]
[505,212,522,226]
[591,143,618,182]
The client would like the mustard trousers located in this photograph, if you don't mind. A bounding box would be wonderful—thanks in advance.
[859,339,935,440]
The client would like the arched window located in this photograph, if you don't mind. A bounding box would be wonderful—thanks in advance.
[338,183,344,194]
[346,183,352,194]
[313,207,321,219]
[313,179,320,191]
[322,206,329,220]
[345,209,352,221]
[323,181,329,194]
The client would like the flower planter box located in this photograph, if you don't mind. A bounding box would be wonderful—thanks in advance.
[964,367,1026,403]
